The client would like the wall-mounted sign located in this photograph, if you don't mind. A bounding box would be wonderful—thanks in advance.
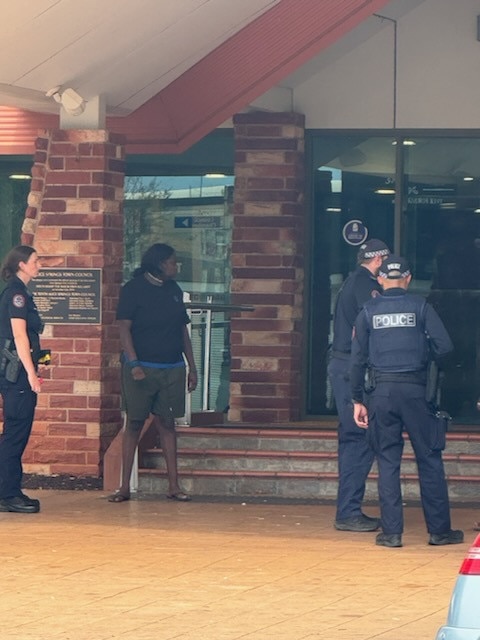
[342,219,368,246]
[30,268,101,324]
[174,215,222,229]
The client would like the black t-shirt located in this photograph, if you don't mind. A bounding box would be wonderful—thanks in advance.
[116,275,190,364]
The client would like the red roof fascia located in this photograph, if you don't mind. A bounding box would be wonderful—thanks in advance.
[118,0,392,153]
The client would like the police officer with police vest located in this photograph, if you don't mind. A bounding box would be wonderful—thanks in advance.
[328,238,390,532]
[350,255,464,548]
[0,246,45,514]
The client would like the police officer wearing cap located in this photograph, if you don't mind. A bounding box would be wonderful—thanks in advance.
[328,238,390,532]
[350,255,464,548]
[0,245,44,514]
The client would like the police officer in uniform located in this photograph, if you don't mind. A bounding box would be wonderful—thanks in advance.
[0,245,44,513]
[350,255,464,547]
[328,238,390,532]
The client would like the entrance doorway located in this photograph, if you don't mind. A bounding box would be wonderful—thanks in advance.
[307,133,480,425]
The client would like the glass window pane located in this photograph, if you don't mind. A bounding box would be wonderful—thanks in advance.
[308,135,395,414]
[403,138,480,422]
[123,174,234,414]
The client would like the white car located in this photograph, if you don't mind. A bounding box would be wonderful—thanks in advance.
[436,533,480,640]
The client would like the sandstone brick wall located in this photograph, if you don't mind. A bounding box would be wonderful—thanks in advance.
[19,129,125,477]
[229,112,305,423]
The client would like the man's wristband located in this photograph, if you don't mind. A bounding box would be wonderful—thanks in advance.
[126,360,140,368]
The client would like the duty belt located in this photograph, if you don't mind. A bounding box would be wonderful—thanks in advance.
[373,370,427,385]
[330,350,351,360]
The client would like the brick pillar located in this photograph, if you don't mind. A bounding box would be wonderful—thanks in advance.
[21,129,125,478]
[230,112,305,423]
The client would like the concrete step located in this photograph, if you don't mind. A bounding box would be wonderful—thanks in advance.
[142,447,480,477]
[137,427,480,503]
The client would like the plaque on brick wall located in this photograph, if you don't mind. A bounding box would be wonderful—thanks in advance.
[30,268,101,324]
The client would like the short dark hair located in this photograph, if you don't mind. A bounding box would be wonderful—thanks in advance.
[134,243,175,278]
[0,245,36,281]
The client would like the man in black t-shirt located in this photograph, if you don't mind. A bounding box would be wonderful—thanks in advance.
[108,244,197,503]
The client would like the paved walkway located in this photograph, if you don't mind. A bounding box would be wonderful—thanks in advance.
[0,490,478,640]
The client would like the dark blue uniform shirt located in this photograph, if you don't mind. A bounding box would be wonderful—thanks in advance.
[331,265,382,354]
[0,275,42,359]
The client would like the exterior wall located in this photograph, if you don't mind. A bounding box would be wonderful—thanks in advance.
[230,112,305,423]
[294,0,480,129]
[20,129,125,477]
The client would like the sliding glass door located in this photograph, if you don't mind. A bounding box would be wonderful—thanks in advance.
[307,133,480,424]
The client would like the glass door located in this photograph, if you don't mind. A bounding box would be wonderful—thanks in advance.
[307,135,396,414]
[403,137,480,422]
[307,133,480,424]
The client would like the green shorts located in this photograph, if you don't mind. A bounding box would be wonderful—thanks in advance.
[121,364,186,424]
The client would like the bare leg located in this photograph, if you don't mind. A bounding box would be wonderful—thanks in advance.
[108,420,143,502]
[154,414,185,496]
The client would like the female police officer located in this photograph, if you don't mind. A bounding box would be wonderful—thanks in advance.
[350,255,463,548]
[0,245,44,513]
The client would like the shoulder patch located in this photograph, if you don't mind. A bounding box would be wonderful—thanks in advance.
[12,294,26,308]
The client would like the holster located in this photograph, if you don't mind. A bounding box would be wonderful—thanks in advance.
[364,367,376,393]
[0,339,21,383]
[425,360,440,404]
[430,410,451,451]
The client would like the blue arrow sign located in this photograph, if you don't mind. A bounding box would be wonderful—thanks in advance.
[174,216,193,228]
[174,216,222,229]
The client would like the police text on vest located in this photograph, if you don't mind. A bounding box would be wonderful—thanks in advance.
[373,313,416,329]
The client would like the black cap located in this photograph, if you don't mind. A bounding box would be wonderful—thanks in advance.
[378,255,411,279]
[357,239,390,261]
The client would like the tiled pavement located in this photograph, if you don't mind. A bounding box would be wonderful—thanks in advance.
[0,490,478,640]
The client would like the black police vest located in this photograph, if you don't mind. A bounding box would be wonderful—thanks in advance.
[363,294,428,372]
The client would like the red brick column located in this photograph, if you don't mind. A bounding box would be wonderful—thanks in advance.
[20,129,125,478]
[230,112,305,423]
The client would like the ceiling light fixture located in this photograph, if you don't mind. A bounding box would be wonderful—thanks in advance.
[9,173,31,180]
[375,188,396,195]
[392,140,416,146]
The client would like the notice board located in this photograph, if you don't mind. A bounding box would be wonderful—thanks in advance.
[30,268,101,324]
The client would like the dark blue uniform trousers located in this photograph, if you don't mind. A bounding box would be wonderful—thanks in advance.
[0,376,37,500]
[367,383,451,535]
[328,356,375,521]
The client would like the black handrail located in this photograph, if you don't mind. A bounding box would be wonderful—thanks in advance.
[185,303,254,312]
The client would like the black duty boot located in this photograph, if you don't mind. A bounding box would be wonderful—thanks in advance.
[428,530,464,546]
[375,532,403,548]
[334,514,380,532]
[0,496,40,513]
